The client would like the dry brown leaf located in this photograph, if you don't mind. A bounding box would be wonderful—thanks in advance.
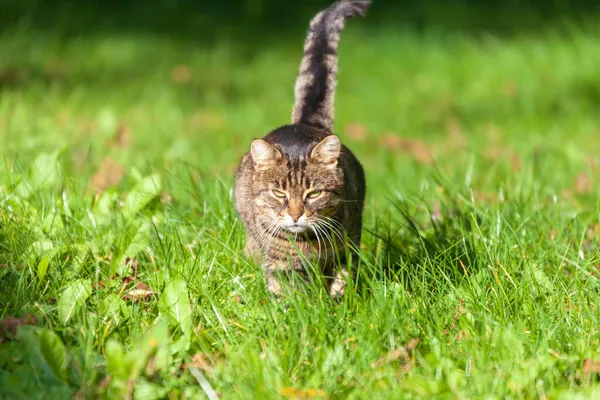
[431,201,442,224]
[344,122,368,142]
[380,134,434,164]
[112,124,131,148]
[456,330,468,341]
[561,188,575,201]
[146,357,157,377]
[582,359,600,375]
[171,64,191,84]
[372,348,408,368]
[124,257,138,273]
[0,314,38,340]
[400,361,416,372]
[372,338,420,368]
[483,145,521,171]
[95,280,107,289]
[586,224,599,241]
[563,298,581,313]
[183,353,213,372]
[453,298,465,321]
[90,157,124,192]
[575,172,592,194]
[123,282,155,303]
[97,375,111,391]
[160,192,173,206]
[2,262,25,270]
[510,151,522,171]
[483,145,504,161]
[404,338,420,353]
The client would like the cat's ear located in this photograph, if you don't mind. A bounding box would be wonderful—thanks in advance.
[251,139,282,170]
[310,135,341,165]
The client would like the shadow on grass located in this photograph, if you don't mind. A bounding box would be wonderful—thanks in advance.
[364,193,483,293]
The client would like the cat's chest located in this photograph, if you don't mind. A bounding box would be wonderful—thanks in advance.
[275,234,343,265]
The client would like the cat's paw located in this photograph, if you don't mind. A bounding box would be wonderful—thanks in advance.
[329,278,346,298]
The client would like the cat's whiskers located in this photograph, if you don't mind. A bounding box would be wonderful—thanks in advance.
[249,219,281,250]
[309,225,324,261]
[313,222,335,260]
[263,224,282,255]
[320,215,344,231]
[318,217,345,241]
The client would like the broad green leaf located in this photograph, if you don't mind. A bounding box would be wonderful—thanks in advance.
[37,257,50,284]
[57,279,92,324]
[136,320,169,365]
[92,192,119,227]
[122,174,161,218]
[28,240,55,267]
[133,379,164,400]
[16,326,54,381]
[402,375,441,397]
[28,240,55,258]
[71,244,89,274]
[170,333,191,354]
[532,268,554,294]
[42,209,65,233]
[105,340,128,380]
[39,329,68,382]
[101,294,129,325]
[17,152,62,197]
[122,320,170,386]
[0,369,29,400]
[159,279,192,334]
[117,221,151,269]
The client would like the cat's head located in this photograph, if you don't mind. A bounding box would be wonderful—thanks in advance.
[249,135,344,234]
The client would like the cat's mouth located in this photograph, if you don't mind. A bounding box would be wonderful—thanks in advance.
[284,224,309,234]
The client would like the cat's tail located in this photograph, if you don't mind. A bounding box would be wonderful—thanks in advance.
[291,0,371,132]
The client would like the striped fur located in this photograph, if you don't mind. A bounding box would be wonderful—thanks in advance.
[292,0,371,131]
[234,2,369,297]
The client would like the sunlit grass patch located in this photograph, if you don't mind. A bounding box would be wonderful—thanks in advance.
[1,14,600,399]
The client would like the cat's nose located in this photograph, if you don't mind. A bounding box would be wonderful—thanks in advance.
[290,213,302,223]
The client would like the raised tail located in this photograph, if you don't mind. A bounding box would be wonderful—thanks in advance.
[291,0,371,132]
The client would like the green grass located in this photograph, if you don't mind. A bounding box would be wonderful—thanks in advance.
[1,13,600,399]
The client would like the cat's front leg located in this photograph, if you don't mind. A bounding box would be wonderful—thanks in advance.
[264,266,283,296]
[262,259,293,296]
[263,257,310,296]
[329,264,348,298]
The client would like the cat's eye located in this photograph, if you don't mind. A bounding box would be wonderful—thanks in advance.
[307,190,322,199]
[272,190,287,198]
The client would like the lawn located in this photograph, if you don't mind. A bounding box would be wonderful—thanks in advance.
[1,4,600,399]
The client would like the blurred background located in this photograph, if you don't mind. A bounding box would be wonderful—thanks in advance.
[1,0,599,193]
[2,3,600,397]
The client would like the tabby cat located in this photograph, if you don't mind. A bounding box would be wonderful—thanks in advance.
[234,0,369,297]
